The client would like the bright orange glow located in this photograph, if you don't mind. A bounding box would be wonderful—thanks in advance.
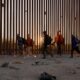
[35,36,44,46]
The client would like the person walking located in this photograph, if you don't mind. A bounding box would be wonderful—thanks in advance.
[55,31,64,56]
[42,31,53,59]
[25,34,34,56]
[70,35,80,58]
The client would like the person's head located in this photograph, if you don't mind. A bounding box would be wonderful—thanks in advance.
[43,31,47,35]
[57,31,61,35]
[16,34,20,39]
[27,34,30,39]
[71,34,75,39]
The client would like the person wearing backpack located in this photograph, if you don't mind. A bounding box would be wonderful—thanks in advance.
[16,34,24,55]
[42,31,53,59]
[70,35,80,58]
[55,31,64,56]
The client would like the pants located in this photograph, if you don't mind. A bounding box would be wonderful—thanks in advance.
[17,44,23,55]
[71,46,80,57]
[57,43,62,56]
[26,47,32,56]
[42,45,53,59]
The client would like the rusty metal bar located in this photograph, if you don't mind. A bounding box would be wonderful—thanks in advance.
[60,0,61,31]
[70,0,72,43]
[21,0,23,37]
[63,0,66,51]
[78,0,80,39]
[52,0,54,37]
[10,0,12,54]
[50,0,51,36]
[39,0,40,49]
[3,0,5,54]
[7,0,9,54]
[32,0,33,41]
[79,0,80,38]
[16,0,17,54]
[41,0,42,32]
[19,0,20,34]
[46,0,47,32]
[24,0,25,38]
[46,0,47,33]
[32,0,33,53]
[27,0,28,35]
[37,0,38,51]
[58,0,60,31]
[13,0,14,55]
[48,0,49,34]
[0,0,1,53]
[53,0,55,37]
[62,0,64,37]
[68,0,71,50]
[70,0,72,50]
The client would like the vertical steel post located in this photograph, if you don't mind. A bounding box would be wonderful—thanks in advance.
[13,0,14,54]
[21,0,23,37]
[19,0,20,34]
[10,0,12,55]
[24,0,25,38]
[37,0,38,51]
[4,0,5,54]
[16,0,17,54]
[79,0,80,36]
[0,0,2,54]
[27,0,28,35]
[7,0,9,54]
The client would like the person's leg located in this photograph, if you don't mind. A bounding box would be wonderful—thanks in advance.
[75,47,80,53]
[23,45,27,57]
[19,45,23,55]
[48,45,53,57]
[57,44,59,55]
[27,47,29,56]
[57,43,61,56]
[42,46,47,59]
[70,47,75,58]
[29,47,32,56]
[59,44,61,56]
[18,45,21,55]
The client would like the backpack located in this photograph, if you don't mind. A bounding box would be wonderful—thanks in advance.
[39,72,56,80]
[46,35,52,45]
[77,42,80,51]
[21,37,26,44]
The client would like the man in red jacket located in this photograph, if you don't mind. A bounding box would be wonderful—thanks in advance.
[55,31,64,56]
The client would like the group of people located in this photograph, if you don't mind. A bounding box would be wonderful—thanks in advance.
[42,31,64,59]
[16,34,34,56]
[16,31,80,58]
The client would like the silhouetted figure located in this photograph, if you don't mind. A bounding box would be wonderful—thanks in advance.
[16,34,25,55]
[70,35,80,58]
[25,34,34,56]
[42,31,53,59]
[55,31,64,56]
